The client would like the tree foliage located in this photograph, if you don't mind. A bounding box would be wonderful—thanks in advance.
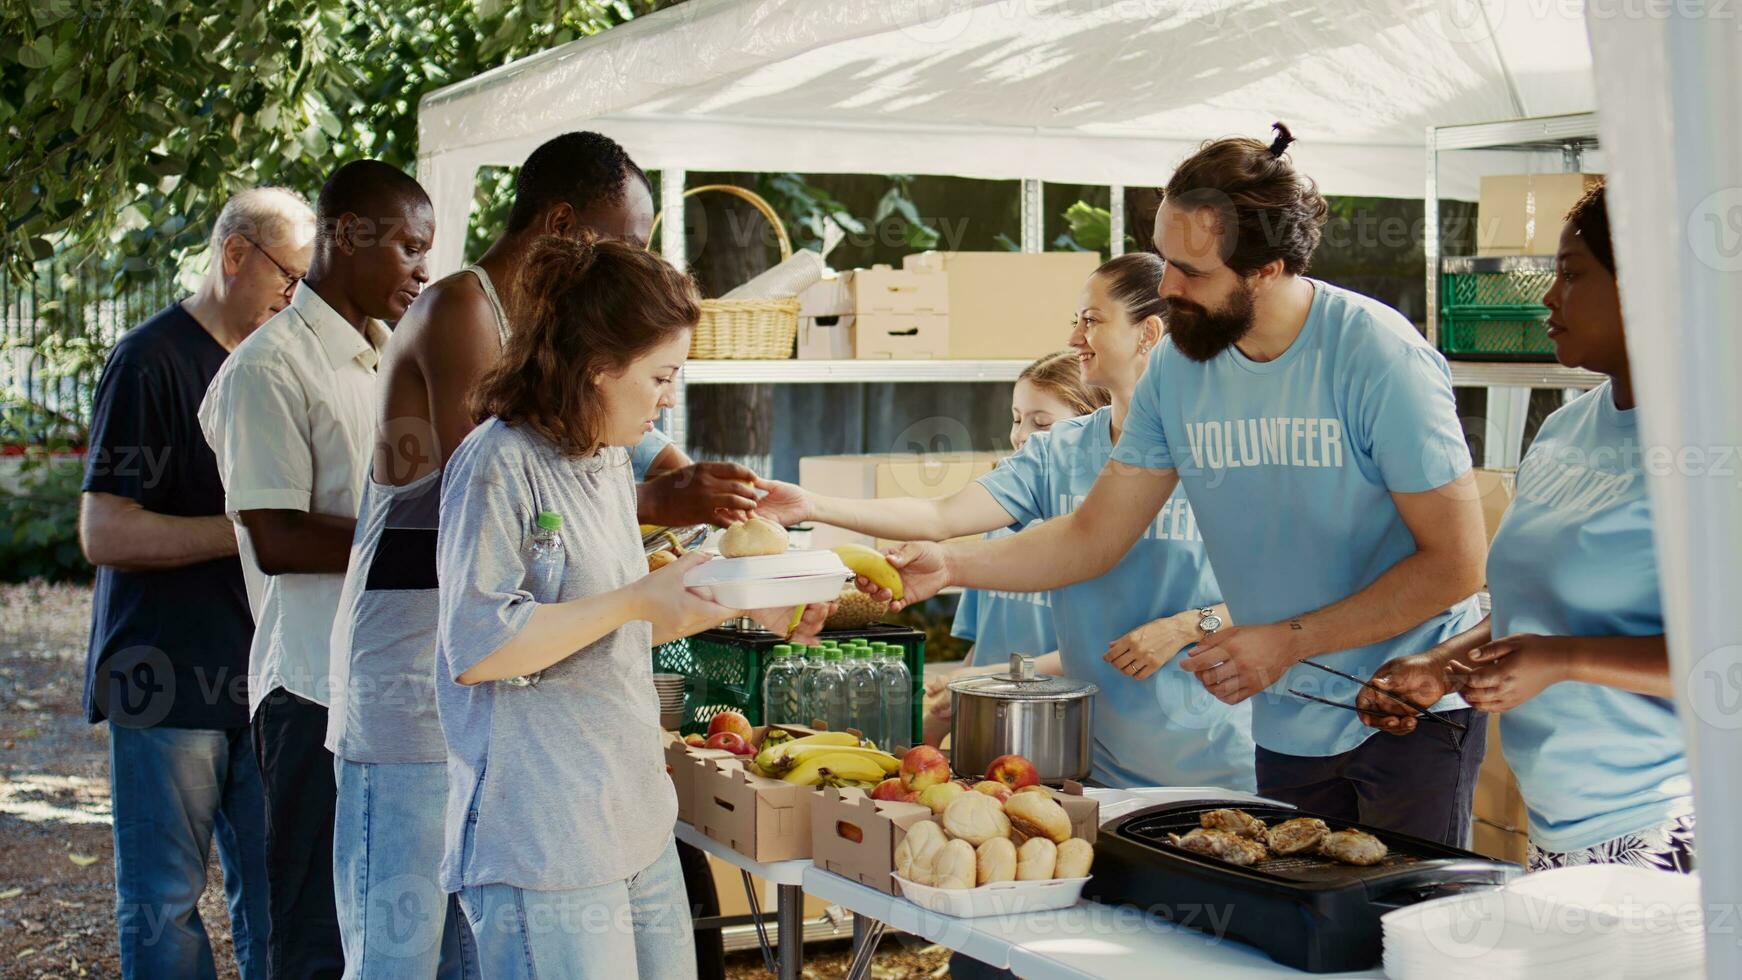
[0,0,669,285]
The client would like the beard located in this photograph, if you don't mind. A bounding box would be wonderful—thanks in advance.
[1164,280,1256,363]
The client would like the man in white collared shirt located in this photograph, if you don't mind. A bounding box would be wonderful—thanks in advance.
[200,160,433,979]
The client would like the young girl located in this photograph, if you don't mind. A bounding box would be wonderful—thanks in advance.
[948,351,1108,673]
[1357,183,1693,871]
[434,235,819,977]
[759,254,1254,791]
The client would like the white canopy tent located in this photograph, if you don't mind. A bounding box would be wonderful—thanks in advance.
[418,4,1740,977]
[417,0,1594,276]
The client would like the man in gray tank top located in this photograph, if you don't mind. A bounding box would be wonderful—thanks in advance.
[327,133,759,978]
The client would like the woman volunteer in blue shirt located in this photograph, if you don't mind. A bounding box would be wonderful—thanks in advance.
[1358,183,1693,872]
[949,350,1107,671]
[759,254,1254,791]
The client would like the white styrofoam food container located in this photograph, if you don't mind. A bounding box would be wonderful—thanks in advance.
[683,551,851,610]
[892,874,1091,918]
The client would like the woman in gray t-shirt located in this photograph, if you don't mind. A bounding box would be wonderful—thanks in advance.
[434,235,818,979]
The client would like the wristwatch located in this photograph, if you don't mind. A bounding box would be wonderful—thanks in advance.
[1197,606,1224,635]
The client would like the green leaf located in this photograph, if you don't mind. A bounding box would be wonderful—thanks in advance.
[16,37,52,69]
[27,238,53,261]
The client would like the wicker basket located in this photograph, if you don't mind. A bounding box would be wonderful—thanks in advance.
[651,184,800,360]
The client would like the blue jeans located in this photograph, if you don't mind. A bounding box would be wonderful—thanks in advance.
[334,759,477,979]
[108,722,270,980]
[457,839,696,980]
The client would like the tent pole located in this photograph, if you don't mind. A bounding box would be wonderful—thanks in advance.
[662,168,688,450]
[1109,186,1126,256]
[1020,178,1043,253]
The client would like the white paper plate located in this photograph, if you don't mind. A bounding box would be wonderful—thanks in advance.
[687,550,851,582]
[892,873,1090,918]
[688,571,852,610]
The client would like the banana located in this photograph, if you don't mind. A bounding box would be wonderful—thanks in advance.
[779,744,900,774]
[832,544,904,601]
[787,604,806,635]
[782,752,890,786]
[756,730,860,772]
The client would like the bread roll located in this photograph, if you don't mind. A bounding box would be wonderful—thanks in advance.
[1004,791,1072,845]
[934,839,977,890]
[976,837,1017,885]
[942,792,1012,846]
[896,821,947,883]
[1054,837,1094,879]
[1016,837,1057,881]
[718,517,788,557]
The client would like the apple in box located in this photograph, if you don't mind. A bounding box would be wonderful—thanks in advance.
[704,732,754,756]
[899,745,950,794]
[706,710,754,745]
[985,753,1041,790]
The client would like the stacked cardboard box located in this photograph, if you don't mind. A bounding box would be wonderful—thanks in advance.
[1476,174,1604,257]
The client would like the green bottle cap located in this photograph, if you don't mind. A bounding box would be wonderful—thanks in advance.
[771,644,791,657]
[826,648,844,661]
[536,511,564,531]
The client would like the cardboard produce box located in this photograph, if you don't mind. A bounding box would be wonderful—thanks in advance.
[690,757,818,863]
[855,312,949,359]
[663,731,738,826]
[853,265,949,315]
[797,274,855,360]
[811,784,1099,897]
[902,251,1100,360]
[1476,173,1603,256]
[799,452,1006,550]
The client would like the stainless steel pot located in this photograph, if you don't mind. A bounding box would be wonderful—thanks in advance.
[948,653,1097,784]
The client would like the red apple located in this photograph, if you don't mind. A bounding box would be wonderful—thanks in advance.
[682,734,706,747]
[972,780,1013,803]
[706,711,754,744]
[985,753,1041,790]
[837,820,865,844]
[704,732,751,755]
[899,745,951,793]
[871,777,914,802]
[916,781,967,814]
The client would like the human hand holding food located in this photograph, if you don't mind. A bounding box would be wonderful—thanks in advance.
[1181,622,1307,704]
[1357,649,1474,735]
[634,551,734,638]
[859,541,947,611]
[750,478,815,527]
[745,601,833,646]
[1463,633,1571,713]
[642,461,760,527]
[1104,611,1198,680]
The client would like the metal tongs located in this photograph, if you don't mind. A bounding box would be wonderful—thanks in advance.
[1287,659,1467,732]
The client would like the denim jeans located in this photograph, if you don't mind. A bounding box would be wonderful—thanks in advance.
[457,839,696,980]
[333,759,477,979]
[108,722,270,980]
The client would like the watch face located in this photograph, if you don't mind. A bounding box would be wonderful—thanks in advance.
[1200,614,1224,633]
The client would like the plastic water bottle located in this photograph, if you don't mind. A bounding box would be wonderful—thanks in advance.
[845,646,884,749]
[796,646,821,724]
[879,645,914,753]
[812,648,850,733]
[505,512,565,687]
[761,645,804,727]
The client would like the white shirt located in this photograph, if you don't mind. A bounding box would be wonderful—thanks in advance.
[199,282,388,716]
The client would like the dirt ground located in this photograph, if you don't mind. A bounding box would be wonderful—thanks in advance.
[0,582,952,979]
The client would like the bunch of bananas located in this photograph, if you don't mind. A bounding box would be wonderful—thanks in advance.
[749,730,900,788]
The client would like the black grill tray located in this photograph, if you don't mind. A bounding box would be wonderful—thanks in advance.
[1083,800,1520,973]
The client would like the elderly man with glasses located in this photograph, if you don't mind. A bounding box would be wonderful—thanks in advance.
[79,186,314,980]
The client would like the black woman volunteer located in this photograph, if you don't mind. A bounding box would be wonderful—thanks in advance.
[758,254,1254,791]
[1358,182,1693,872]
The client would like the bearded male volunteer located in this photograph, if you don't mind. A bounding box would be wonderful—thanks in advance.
[872,125,1489,845]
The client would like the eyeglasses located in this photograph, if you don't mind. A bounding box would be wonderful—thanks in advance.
[244,236,303,296]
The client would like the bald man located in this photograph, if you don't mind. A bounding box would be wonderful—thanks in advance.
[200,161,434,979]
[80,186,314,980]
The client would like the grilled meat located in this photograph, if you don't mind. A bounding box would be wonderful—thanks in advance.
[1264,817,1331,857]
[1168,828,1269,866]
[1319,828,1388,866]
[1199,808,1267,839]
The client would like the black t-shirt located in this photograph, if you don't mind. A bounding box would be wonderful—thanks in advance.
[82,303,253,730]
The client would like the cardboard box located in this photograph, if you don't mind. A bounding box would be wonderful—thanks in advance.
[810,783,1099,896]
[1471,714,1529,865]
[797,275,855,360]
[1476,173,1603,256]
[852,265,949,315]
[690,757,818,863]
[902,251,1101,360]
[1473,467,1516,546]
[853,312,949,359]
[798,452,1006,550]
[663,731,739,826]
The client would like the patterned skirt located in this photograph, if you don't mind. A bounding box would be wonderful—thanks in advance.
[1528,813,1697,873]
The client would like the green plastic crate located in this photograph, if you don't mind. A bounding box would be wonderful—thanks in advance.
[1439,311,1557,362]
[652,623,926,750]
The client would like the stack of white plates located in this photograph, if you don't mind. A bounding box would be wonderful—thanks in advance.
[653,673,687,731]
[1381,888,1624,979]
[1507,865,1705,978]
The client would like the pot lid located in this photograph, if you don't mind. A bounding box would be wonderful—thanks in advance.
[948,654,1098,702]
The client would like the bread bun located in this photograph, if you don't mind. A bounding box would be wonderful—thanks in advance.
[942,792,1012,846]
[1016,837,1057,880]
[976,837,1017,885]
[1054,837,1094,878]
[718,517,788,558]
[1004,791,1072,844]
[933,839,977,890]
[896,821,947,883]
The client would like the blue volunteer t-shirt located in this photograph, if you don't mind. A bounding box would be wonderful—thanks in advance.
[981,407,1255,790]
[1110,280,1480,757]
[630,427,673,482]
[1486,382,1691,852]
[951,528,1058,669]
